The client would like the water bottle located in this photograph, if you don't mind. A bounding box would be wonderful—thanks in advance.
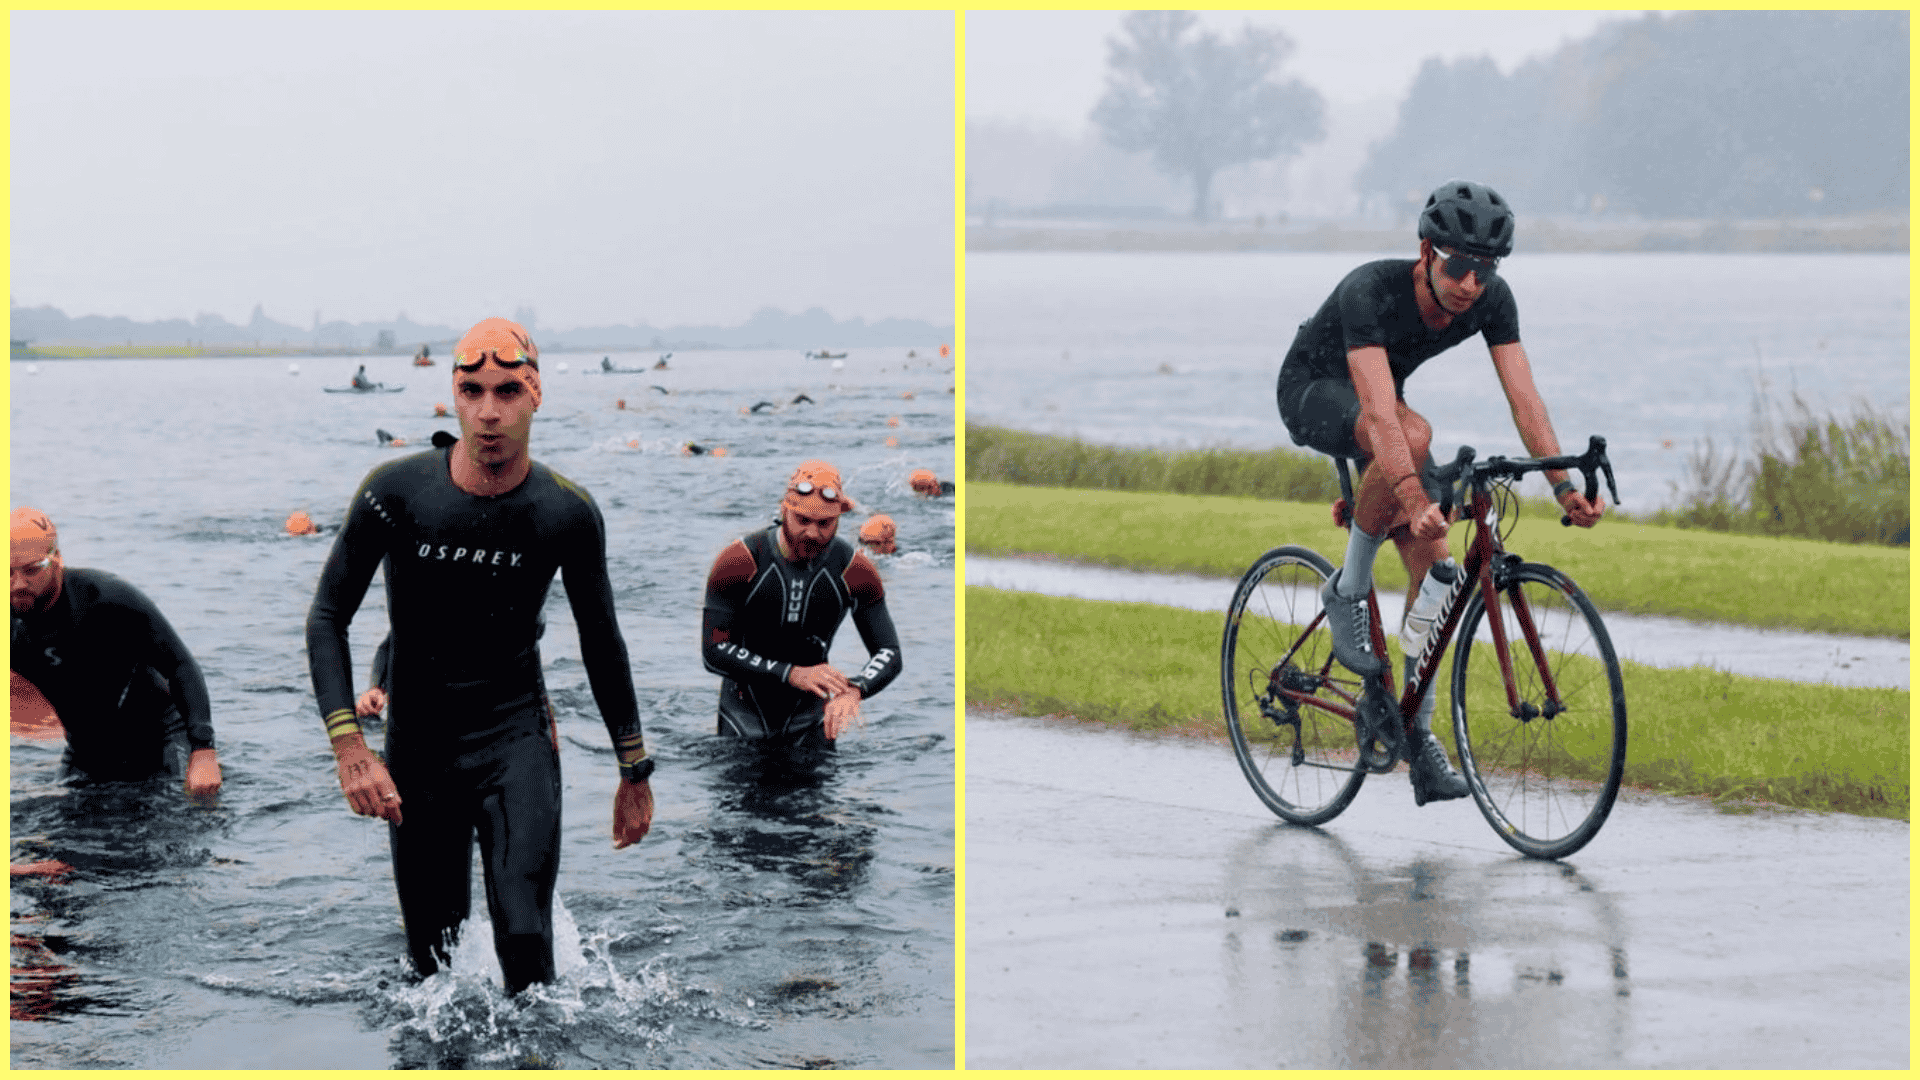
[1400,559,1458,655]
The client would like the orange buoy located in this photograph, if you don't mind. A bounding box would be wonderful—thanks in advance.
[10,670,63,740]
[627,439,639,450]
[285,511,319,535]
[887,416,900,428]
[938,344,950,359]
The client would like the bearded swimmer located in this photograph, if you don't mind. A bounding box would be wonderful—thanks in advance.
[10,507,222,798]
[305,317,653,994]
[701,461,903,755]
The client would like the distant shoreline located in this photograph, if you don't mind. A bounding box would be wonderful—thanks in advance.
[968,214,1907,254]
[9,342,943,361]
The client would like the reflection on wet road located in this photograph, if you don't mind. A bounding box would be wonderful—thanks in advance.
[963,712,1907,1069]
[966,555,1908,689]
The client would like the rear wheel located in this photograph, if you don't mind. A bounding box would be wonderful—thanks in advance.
[1221,546,1367,825]
[1452,562,1627,859]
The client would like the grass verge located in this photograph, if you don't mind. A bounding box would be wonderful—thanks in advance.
[966,481,1907,639]
[966,587,1908,819]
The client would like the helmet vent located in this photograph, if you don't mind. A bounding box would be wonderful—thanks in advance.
[1457,209,1476,236]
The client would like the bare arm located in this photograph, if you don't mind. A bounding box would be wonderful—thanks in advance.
[1488,341,1564,478]
[1345,346,1434,527]
[1490,341,1603,525]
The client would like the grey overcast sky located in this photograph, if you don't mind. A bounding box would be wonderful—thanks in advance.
[11,10,954,330]
[967,10,1633,119]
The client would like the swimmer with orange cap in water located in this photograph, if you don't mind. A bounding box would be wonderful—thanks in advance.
[858,514,897,555]
[909,469,954,497]
[701,460,903,755]
[305,316,653,995]
[9,507,222,799]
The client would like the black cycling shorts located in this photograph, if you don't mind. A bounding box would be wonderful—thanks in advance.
[1276,373,1440,501]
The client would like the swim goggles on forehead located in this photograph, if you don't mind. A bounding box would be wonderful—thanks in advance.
[452,350,538,372]
[1437,247,1500,281]
[790,480,840,501]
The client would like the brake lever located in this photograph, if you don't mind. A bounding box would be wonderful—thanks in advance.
[1562,435,1610,527]
[1437,445,1475,519]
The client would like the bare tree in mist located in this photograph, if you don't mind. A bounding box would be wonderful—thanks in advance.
[1091,11,1325,221]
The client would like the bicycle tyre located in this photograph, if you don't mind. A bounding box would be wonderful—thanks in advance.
[1451,561,1627,859]
[1221,545,1367,825]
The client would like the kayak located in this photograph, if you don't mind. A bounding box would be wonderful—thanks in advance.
[325,384,405,393]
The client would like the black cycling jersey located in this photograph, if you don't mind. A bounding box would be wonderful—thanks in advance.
[701,525,902,742]
[305,446,643,758]
[11,567,214,781]
[1277,258,1521,395]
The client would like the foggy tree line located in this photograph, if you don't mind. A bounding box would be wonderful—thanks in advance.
[1356,11,1908,220]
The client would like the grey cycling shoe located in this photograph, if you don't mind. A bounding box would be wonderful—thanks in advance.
[1409,733,1470,806]
[1320,570,1385,677]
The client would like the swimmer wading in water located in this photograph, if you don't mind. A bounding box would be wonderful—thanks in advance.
[305,317,654,994]
[701,460,903,754]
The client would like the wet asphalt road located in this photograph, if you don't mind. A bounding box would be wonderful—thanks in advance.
[966,555,1909,689]
[962,712,1908,1069]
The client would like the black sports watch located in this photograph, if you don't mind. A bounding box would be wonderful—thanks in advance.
[619,757,656,784]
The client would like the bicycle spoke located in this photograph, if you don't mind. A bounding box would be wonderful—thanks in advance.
[1452,564,1627,859]
[1222,547,1367,825]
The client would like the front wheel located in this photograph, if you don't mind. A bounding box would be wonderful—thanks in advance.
[1222,546,1367,825]
[1452,561,1627,859]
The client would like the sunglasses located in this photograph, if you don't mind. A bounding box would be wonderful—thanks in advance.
[1437,247,1500,282]
[791,480,840,501]
[10,555,54,577]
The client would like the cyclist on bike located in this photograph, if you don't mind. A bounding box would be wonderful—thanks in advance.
[1275,179,1606,805]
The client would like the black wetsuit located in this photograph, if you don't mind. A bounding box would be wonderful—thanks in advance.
[701,526,902,753]
[10,568,215,782]
[1276,258,1520,488]
[305,446,645,993]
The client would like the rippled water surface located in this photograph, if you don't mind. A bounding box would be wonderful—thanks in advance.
[10,350,955,1068]
[968,252,1908,507]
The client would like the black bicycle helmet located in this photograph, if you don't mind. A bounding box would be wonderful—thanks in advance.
[1417,180,1514,259]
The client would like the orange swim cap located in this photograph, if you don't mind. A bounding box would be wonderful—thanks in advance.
[711,446,729,457]
[783,459,854,516]
[909,469,942,496]
[887,416,901,428]
[433,403,448,417]
[284,511,318,536]
[858,514,896,551]
[453,317,542,406]
[10,507,56,545]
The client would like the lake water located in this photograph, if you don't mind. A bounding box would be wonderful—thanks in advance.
[966,252,1908,508]
[9,349,955,1068]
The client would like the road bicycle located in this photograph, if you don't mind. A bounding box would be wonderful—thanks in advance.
[1220,436,1626,859]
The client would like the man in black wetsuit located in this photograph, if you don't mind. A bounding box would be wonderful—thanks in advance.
[306,317,654,994]
[1275,179,1605,806]
[701,460,903,754]
[10,507,222,798]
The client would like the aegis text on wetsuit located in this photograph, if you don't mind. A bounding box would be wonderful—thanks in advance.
[701,461,902,751]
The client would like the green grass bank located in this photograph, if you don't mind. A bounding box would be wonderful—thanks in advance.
[967,415,1908,548]
[965,588,1909,819]
[966,481,1907,639]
